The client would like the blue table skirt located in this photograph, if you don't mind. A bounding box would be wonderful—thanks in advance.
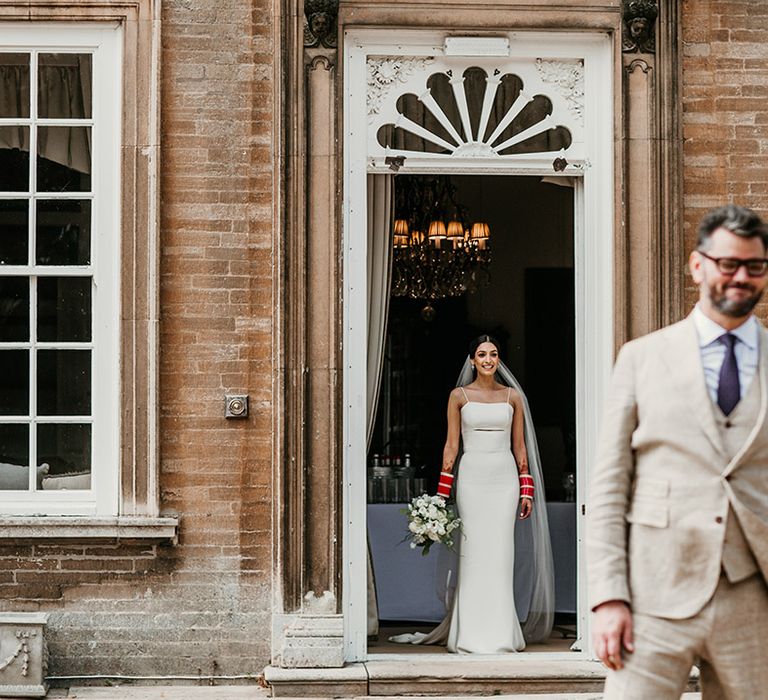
[368,501,576,623]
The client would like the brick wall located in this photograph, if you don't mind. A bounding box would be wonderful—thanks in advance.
[682,0,768,319]
[0,0,276,678]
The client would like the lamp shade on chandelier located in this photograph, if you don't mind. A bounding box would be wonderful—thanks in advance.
[391,176,492,301]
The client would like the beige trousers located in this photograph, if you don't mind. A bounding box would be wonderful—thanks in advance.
[603,574,768,700]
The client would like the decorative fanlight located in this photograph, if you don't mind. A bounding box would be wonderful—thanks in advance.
[376,67,573,159]
[391,175,491,303]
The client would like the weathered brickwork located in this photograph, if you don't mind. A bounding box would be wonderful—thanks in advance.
[5,0,768,682]
[682,0,768,319]
[0,0,276,678]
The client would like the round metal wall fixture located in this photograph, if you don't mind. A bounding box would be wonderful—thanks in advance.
[225,395,249,419]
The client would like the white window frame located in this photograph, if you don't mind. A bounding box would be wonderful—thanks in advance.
[0,23,121,516]
[342,28,614,662]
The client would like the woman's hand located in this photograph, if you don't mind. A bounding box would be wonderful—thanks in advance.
[519,497,532,519]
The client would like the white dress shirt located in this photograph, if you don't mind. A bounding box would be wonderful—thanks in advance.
[692,305,759,405]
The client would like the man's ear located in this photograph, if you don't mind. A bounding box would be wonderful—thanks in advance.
[689,250,704,284]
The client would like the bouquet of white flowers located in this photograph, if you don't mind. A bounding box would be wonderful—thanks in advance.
[403,493,462,556]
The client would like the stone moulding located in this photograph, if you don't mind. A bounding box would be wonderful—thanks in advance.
[534,58,585,126]
[0,516,178,542]
[366,57,435,118]
[0,613,49,699]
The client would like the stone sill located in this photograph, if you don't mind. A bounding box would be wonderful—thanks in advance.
[0,516,179,543]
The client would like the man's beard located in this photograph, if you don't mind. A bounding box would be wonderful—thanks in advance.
[708,279,763,317]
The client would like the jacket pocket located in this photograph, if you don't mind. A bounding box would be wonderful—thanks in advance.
[626,501,669,528]
[633,477,670,499]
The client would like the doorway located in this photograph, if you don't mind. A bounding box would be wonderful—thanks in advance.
[366,174,577,655]
[342,28,614,662]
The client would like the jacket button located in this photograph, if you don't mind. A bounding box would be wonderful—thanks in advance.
[724,421,732,428]
[715,516,724,524]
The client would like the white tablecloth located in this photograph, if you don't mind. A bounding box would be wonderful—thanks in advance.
[368,501,576,622]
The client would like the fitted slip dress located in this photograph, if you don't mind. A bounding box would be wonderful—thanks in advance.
[446,386,526,653]
[389,386,526,652]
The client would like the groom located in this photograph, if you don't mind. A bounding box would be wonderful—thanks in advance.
[588,204,768,699]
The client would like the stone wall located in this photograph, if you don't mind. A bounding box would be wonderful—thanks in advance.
[682,0,768,318]
[0,0,277,678]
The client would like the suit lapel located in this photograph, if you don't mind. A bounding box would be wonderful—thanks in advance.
[660,315,726,460]
[723,324,768,477]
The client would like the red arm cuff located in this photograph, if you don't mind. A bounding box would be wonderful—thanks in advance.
[519,473,534,500]
[436,471,454,498]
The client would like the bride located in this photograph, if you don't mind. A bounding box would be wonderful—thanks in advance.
[393,334,554,653]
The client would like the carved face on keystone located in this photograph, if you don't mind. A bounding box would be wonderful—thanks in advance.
[628,17,649,40]
[309,12,331,39]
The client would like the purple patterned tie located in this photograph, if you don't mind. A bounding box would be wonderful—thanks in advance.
[718,333,740,416]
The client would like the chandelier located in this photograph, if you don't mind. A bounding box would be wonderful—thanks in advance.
[391,176,491,302]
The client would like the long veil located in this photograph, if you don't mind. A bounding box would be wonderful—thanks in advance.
[455,356,555,643]
[390,357,555,647]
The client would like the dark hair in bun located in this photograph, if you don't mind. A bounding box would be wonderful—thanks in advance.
[468,334,501,359]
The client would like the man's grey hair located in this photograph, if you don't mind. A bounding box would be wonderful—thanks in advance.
[697,204,768,251]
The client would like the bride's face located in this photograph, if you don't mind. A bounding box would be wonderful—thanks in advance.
[472,342,500,377]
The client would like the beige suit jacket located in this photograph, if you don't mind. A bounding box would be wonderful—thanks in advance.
[587,314,768,618]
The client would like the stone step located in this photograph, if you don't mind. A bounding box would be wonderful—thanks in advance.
[266,657,701,697]
[371,696,704,700]
[366,657,607,696]
[49,690,704,700]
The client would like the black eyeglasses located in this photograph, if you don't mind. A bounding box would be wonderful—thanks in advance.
[697,250,768,277]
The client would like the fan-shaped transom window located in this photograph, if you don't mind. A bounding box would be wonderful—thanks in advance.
[367,57,584,163]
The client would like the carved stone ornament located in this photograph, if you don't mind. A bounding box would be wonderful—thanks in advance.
[304,0,338,49]
[0,613,49,698]
[366,57,435,118]
[534,59,585,126]
[622,0,659,53]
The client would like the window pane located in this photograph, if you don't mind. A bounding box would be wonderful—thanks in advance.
[0,53,30,118]
[0,126,30,192]
[0,200,28,265]
[37,349,90,416]
[37,277,91,342]
[37,423,90,480]
[37,126,91,192]
[0,350,29,415]
[0,424,29,490]
[38,54,92,119]
[36,200,90,265]
[0,276,29,341]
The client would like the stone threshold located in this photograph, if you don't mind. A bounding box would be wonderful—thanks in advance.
[265,656,702,697]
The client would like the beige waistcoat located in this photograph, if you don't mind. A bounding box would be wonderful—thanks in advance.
[714,375,761,582]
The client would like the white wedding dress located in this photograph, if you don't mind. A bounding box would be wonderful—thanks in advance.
[392,389,526,653]
[447,393,525,652]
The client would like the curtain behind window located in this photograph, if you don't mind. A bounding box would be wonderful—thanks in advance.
[0,55,92,174]
[366,173,394,637]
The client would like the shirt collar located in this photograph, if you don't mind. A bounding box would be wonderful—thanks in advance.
[692,304,759,350]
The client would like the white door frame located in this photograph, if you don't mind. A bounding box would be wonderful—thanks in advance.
[342,28,614,662]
